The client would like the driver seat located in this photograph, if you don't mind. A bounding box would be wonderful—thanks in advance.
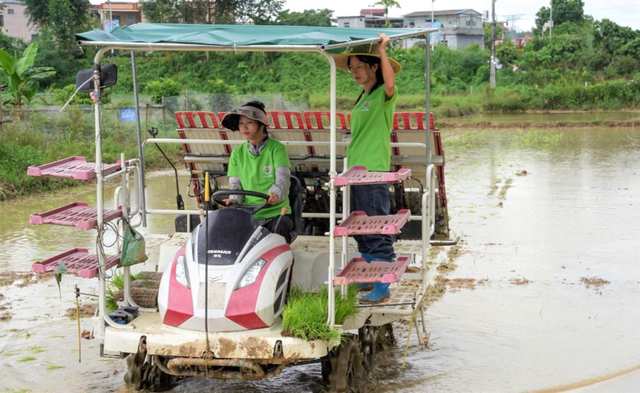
[288,176,304,243]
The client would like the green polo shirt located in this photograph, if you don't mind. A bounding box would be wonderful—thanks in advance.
[347,85,398,172]
[227,138,291,220]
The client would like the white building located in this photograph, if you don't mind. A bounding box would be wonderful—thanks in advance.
[0,0,39,42]
[403,9,484,49]
[337,8,403,29]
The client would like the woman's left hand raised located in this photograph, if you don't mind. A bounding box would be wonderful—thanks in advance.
[378,33,390,50]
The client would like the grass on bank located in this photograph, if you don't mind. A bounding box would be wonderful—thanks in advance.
[282,285,359,342]
[0,109,182,201]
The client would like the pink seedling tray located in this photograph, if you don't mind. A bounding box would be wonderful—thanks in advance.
[334,256,411,285]
[334,166,411,186]
[27,156,124,180]
[32,248,120,278]
[334,209,411,236]
[30,202,122,230]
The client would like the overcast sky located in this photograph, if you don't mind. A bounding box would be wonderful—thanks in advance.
[92,1,640,31]
[283,0,640,31]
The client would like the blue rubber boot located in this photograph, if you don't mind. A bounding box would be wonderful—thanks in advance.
[360,283,391,303]
[356,253,375,291]
[360,256,393,303]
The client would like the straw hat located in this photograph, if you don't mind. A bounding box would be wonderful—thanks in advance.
[221,105,269,131]
[332,44,402,75]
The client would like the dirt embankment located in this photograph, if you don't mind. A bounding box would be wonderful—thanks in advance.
[438,120,640,129]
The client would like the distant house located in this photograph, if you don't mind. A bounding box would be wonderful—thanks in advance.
[92,2,145,30]
[337,8,403,29]
[0,0,39,42]
[403,9,484,49]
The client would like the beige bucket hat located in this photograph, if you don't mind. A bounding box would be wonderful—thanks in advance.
[221,105,269,131]
[332,44,402,75]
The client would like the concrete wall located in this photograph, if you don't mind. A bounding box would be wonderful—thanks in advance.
[337,16,366,28]
[2,2,39,43]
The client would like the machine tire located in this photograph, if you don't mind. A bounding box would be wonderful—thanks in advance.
[358,326,379,373]
[375,323,396,350]
[326,335,365,392]
[124,337,172,392]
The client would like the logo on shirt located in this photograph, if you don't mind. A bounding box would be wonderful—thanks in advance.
[360,101,371,112]
[263,165,273,177]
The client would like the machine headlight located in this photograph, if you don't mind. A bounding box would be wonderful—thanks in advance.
[175,255,190,288]
[237,258,267,289]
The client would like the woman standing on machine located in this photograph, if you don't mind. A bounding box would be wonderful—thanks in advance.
[333,33,402,303]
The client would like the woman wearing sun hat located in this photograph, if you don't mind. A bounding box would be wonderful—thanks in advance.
[221,100,293,243]
[333,33,402,303]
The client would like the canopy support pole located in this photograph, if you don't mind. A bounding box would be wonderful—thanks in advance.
[321,51,338,328]
[131,51,147,226]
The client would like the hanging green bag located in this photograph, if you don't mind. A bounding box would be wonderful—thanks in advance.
[119,221,148,267]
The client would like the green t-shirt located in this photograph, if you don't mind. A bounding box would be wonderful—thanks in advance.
[227,138,291,220]
[347,85,398,172]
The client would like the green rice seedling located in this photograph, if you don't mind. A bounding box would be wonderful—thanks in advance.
[282,285,359,342]
[46,365,64,370]
[106,272,143,312]
[28,346,45,354]
[17,356,36,362]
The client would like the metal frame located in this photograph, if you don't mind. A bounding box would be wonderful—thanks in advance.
[80,28,435,333]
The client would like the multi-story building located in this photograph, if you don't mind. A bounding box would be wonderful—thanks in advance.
[94,2,144,31]
[337,8,403,29]
[403,9,484,49]
[0,0,39,43]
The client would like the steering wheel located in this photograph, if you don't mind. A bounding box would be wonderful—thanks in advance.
[211,190,270,214]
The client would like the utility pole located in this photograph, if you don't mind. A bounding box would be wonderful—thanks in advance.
[490,0,496,88]
[431,0,435,26]
[549,0,553,38]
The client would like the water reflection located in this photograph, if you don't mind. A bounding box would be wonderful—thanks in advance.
[444,110,640,124]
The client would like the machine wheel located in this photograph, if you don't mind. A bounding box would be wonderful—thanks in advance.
[146,356,172,392]
[375,323,397,351]
[124,337,172,392]
[326,335,365,392]
[358,326,379,372]
[124,338,148,391]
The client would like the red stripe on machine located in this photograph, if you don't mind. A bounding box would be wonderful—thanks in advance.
[225,244,290,329]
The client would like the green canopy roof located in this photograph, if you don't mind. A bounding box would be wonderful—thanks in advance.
[76,23,429,49]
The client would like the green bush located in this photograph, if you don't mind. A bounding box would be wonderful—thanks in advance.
[145,78,182,104]
[52,84,112,106]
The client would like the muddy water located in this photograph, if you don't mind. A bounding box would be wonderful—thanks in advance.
[445,110,640,124]
[1,126,640,392]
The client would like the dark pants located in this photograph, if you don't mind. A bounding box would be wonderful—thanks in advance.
[350,184,396,260]
[262,215,294,244]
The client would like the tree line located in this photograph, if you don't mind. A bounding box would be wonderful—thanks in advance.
[0,0,637,110]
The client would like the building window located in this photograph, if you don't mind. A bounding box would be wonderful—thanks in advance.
[31,34,39,41]
[126,14,136,25]
[344,22,350,28]
[0,16,3,27]
[8,9,14,15]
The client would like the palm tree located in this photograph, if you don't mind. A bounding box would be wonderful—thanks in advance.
[374,0,401,27]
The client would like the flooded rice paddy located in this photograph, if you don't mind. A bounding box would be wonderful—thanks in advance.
[1,123,639,392]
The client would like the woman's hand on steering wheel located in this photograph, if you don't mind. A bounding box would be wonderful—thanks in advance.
[211,190,270,214]
[267,192,279,205]
[221,198,236,208]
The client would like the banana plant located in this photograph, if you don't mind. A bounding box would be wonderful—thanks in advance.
[0,43,56,108]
